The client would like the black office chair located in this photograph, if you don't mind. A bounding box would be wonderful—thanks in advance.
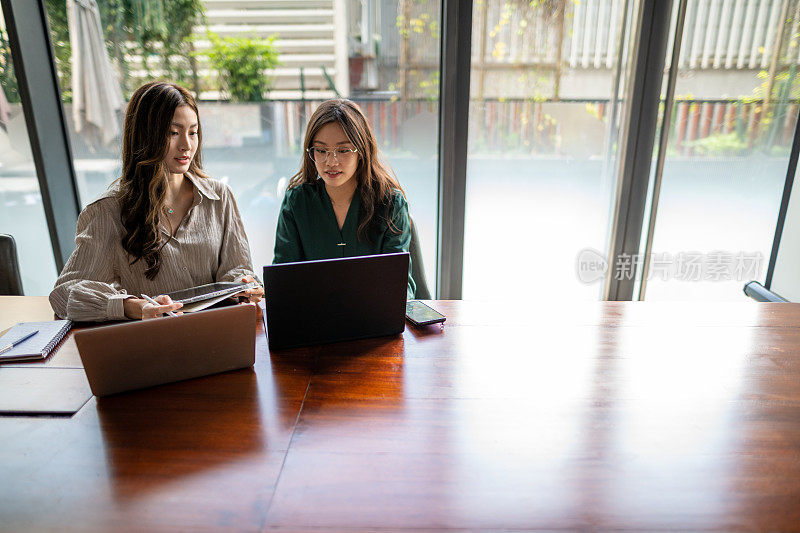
[0,234,23,296]
[409,217,431,300]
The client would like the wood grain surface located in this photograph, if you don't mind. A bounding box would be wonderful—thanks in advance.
[1,297,799,531]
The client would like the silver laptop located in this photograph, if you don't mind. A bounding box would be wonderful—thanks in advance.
[74,304,257,397]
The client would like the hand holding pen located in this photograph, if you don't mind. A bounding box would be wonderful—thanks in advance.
[140,294,182,319]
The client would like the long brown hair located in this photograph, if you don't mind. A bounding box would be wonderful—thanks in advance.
[288,98,406,240]
[117,81,209,279]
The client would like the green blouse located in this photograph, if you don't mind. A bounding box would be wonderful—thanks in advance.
[273,181,416,298]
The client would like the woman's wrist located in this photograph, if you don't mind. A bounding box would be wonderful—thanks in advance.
[123,298,146,319]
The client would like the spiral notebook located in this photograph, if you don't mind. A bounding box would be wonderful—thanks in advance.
[0,320,72,363]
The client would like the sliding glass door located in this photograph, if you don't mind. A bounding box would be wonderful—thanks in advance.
[462,0,639,300]
[642,0,800,301]
[14,0,798,301]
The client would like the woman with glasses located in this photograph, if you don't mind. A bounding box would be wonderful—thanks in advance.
[273,98,416,298]
[50,81,264,321]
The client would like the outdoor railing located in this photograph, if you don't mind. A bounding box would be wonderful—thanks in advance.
[272,97,799,157]
[12,97,791,162]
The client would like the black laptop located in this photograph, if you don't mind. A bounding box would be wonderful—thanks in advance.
[263,252,409,349]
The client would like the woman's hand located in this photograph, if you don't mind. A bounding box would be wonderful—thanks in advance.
[237,275,265,303]
[123,295,183,319]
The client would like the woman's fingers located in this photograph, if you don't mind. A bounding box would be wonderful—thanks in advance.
[238,276,264,302]
[141,296,183,319]
[243,286,265,303]
[156,295,183,313]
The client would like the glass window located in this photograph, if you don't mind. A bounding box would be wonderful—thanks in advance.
[0,5,58,296]
[45,0,440,290]
[643,0,799,301]
[463,0,639,300]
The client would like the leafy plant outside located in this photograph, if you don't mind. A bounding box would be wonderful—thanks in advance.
[193,32,280,102]
[37,0,205,100]
[45,0,72,102]
[684,132,749,157]
[0,27,19,103]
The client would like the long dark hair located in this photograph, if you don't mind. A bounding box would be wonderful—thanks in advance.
[117,81,209,279]
[288,98,406,240]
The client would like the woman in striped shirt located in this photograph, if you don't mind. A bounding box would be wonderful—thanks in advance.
[50,82,263,321]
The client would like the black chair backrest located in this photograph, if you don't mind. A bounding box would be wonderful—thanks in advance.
[0,234,24,296]
[409,217,431,300]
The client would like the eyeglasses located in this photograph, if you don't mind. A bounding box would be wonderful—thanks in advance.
[307,147,358,163]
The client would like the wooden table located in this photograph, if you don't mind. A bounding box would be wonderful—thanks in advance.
[1,297,799,531]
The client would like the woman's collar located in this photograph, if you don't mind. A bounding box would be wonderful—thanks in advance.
[184,172,220,201]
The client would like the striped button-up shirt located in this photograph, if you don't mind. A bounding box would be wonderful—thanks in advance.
[50,174,256,321]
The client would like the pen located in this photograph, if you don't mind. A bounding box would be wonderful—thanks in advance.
[140,294,179,317]
[0,329,39,356]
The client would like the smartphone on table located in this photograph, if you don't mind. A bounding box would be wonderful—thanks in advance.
[405,300,446,326]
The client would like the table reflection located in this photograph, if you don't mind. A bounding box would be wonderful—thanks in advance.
[97,368,273,501]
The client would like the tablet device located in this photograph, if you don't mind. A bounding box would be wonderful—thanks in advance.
[165,281,259,304]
